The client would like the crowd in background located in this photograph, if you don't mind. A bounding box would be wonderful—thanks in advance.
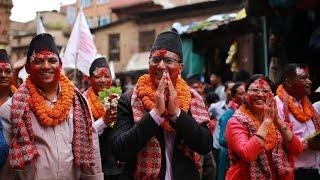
[0,31,319,180]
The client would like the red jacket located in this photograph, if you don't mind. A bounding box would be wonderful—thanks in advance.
[225,117,304,180]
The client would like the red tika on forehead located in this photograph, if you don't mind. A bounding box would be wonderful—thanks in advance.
[94,68,109,76]
[153,48,167,57]
[36,50,55,58]
[257,78,268,88]
[303,67,309,74]
[0,62,10,69]
[30,50,56,62]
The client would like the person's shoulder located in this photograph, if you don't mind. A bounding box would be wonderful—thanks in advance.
[274,95,284,105]
[118,87,135,107]
[313,101,320,113]
[189,87,202,98]
[219,108,234,121]
[313,101,320,107]
[82,89,89,97]
[224,108,235,115]
[216,85,225,91]
[225,116,242,131]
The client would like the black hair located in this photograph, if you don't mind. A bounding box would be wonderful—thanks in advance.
[89,57,110,77]
[205,91,220,104]
[245,74,274,93]
[224,81,234,90]
[211,71,223,78]
[186,74,202,85]
[279,63,308,84]
[0,49,10,64]
[231,82,244,97]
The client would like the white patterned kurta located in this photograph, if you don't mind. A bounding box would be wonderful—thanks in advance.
[0,95,103,180]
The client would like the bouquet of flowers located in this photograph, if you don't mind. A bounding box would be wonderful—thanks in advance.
[98,86,122,110]
[98,87,122,128]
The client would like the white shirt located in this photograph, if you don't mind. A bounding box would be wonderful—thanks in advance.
[275,96,320,170]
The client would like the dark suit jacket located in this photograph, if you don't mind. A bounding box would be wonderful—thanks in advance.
[112,91,213,180]
[0,117,9,168]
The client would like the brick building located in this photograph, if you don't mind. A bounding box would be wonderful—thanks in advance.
[62,0,208,29]
[92,1,244,83]
[0,0,12,48]
[9,12,70,63]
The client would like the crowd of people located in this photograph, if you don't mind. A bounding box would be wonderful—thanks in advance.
[0,30,319,180]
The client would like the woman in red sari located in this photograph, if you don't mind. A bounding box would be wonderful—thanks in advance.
[225,74,303,180]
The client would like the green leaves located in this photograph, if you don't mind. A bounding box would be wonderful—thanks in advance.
[98,86,122,103]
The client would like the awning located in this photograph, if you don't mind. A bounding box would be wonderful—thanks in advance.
[124,52,149,72]
[172,8,247,35]
[109,0,152,9]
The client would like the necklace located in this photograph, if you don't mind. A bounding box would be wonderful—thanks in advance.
[87,87,105,119]
[239,105,277,150]
[277,85,314,122]
[26,74,75,126]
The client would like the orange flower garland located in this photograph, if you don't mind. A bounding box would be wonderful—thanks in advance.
[10,85,17,93]
[277,85,314,122]
[26,74,75,126]
[136,74,192,132]
[239,105,277,151]
[87,87,105,119]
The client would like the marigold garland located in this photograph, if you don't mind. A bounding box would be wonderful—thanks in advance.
[87,87,105,119]
[277,85,314,122]
[10,85,17,93]
[136,74,192,132]
[239,105,277,151]
[26,74,75,126]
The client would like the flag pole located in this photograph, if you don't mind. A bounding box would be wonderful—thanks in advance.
[74,7,83,83]
[74,53,77,82]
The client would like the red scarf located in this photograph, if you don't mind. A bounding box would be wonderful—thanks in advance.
[232,108,294,180]
[9,84,95,169]
[227,100,240,111]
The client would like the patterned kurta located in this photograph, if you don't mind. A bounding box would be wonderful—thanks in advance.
[0,95,103,180]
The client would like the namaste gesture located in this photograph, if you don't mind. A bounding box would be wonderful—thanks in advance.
[154,71,180,117]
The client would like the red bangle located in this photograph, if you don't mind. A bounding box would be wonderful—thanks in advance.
[254,133,266,141]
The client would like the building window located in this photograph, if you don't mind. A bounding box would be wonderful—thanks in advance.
[66,6,76,25]
[80,0,92,7]
[97,0,109,4]
[109,34,120,61]
[139,30,155,52]
[98,15,110,27]
[87,17,94,28]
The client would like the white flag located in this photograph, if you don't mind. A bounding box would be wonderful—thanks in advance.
[62,8,97,76]
[36,12,46,35]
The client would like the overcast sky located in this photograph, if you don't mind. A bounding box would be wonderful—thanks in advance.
[10,0,77,23]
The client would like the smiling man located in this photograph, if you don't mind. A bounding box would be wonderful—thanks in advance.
[84,57,123,180]
[0,49,16,107]
[0,33,103,180]
[112,31,213,179]
[275,63,320,180]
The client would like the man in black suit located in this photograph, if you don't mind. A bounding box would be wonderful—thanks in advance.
[112,31,213,179]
